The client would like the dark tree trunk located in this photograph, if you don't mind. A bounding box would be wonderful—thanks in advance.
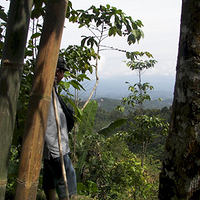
[0,0,33,199]
[159,0,200,199]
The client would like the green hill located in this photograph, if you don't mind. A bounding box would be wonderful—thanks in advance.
[90,98,173,112]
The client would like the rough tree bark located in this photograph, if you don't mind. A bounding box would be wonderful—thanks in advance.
[0,0,33,199]
[159,1,200,199]
[14,0,68,199]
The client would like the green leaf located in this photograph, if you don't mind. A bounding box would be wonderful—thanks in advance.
[69,80,85,90]
[144,51,153,58]
[79,101,98,135]
[64,97,82,121]
[0,6,7,22]
[116,28,122,36]
[108,27,114,36]
[115,105,125,112]
[127,34,136,45]
[98,118,127,136]
[62,82,70,90]
[81,36,88,47]
[25,50,33,57]
[135,19,144,27]
[106,4,111,9]
[76,150,88,182]
[77,73,90,81]
[31,32,41,39]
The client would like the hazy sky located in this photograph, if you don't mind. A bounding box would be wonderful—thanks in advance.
[1,0,182,81]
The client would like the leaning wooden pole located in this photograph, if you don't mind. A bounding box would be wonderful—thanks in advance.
[0,0,33,199]
[14,0,68,199]
[52,88,70,200]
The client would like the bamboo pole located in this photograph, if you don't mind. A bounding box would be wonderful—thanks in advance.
[52,88,69,200]
[14,0,68,199]
[0,0,33,199]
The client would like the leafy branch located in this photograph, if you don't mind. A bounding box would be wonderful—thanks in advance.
[67,4,144,110]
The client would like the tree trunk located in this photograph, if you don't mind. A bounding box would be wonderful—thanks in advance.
[14,0,68,199]
[159,1,200,199]
[0,0,33,199]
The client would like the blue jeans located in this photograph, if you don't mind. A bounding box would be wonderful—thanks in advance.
[43,154,77,198]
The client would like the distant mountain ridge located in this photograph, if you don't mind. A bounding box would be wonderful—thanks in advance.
[93,97,172,112]
[79,74,175,101]
[77,74,174,111]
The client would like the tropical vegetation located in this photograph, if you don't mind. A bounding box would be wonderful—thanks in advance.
[0,1,171,199]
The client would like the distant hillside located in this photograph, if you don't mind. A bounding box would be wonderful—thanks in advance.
[77,74,175,111]
[79,74,175,101]
[90,98,173,112]
[95,98,121,112]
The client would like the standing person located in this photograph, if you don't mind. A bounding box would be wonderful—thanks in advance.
[43,57,77,200]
